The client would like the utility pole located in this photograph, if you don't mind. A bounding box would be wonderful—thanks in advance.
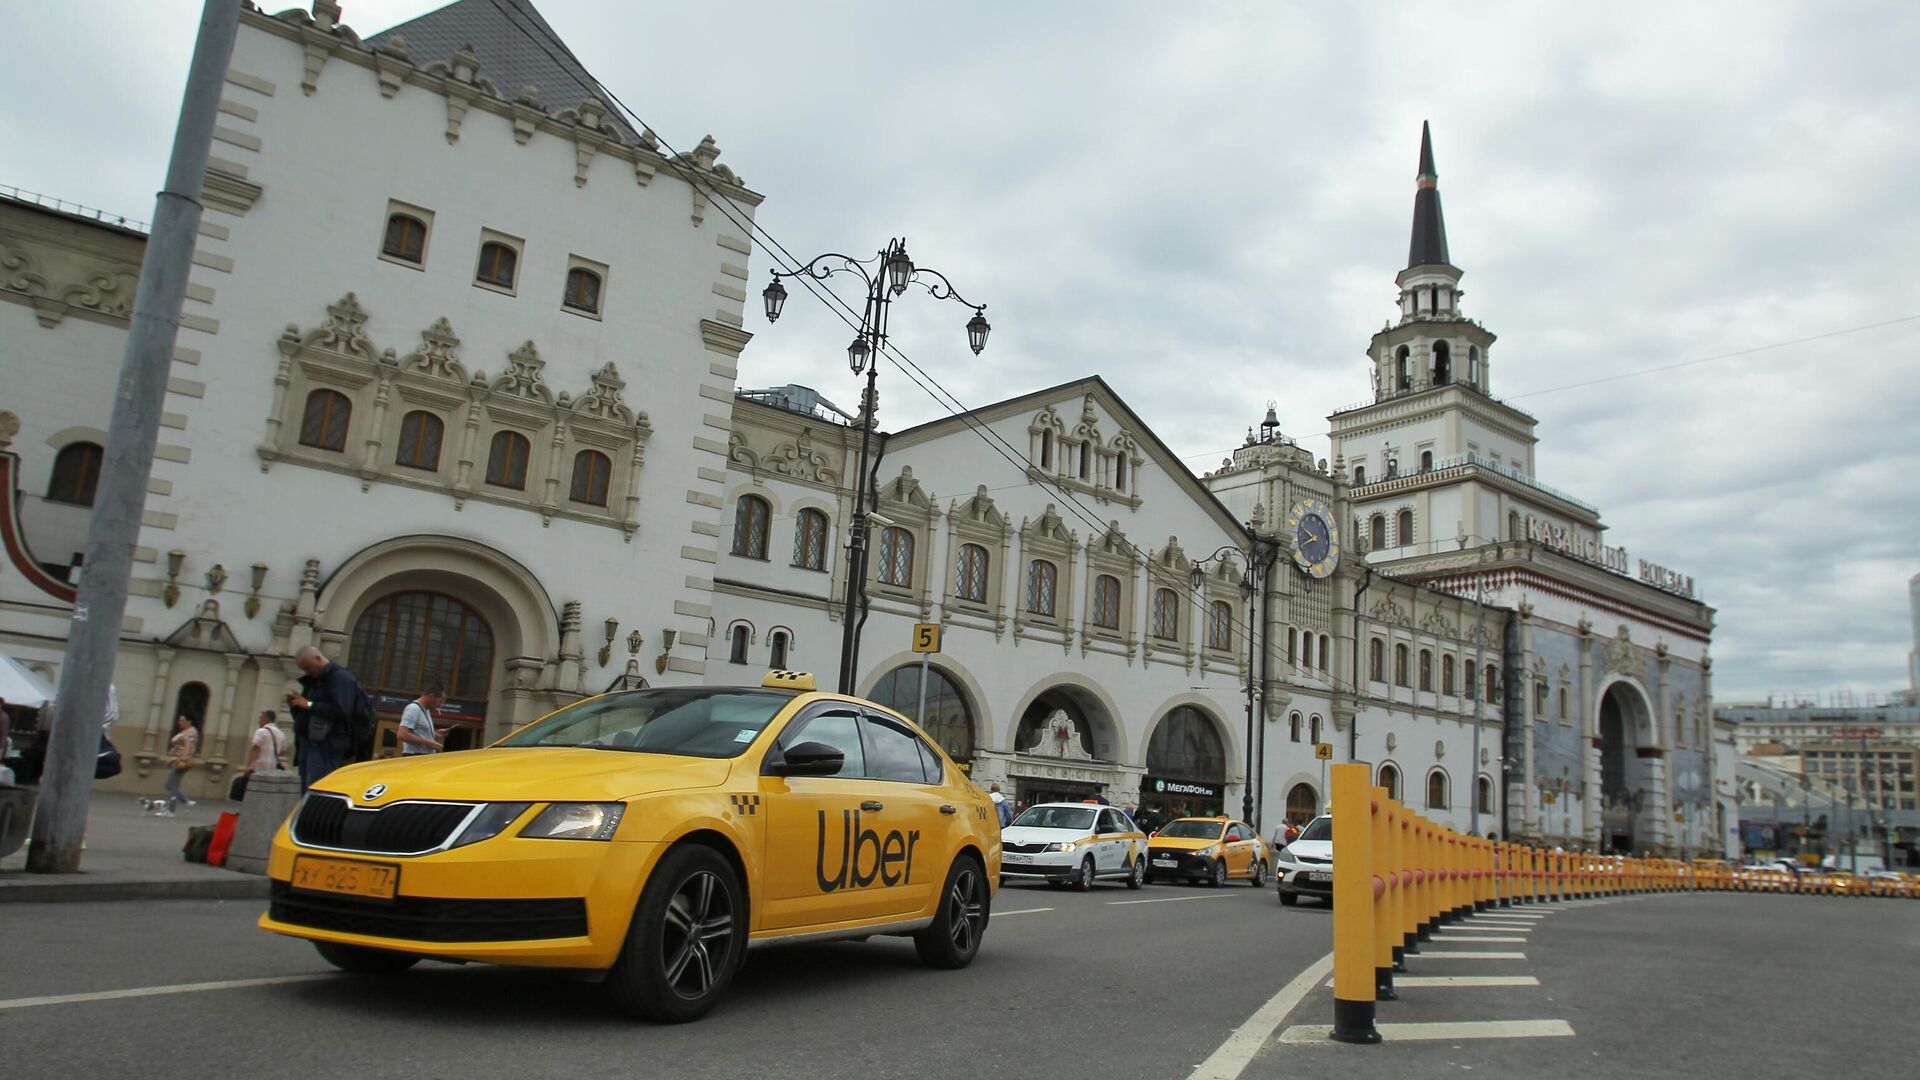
[27,0,239,873]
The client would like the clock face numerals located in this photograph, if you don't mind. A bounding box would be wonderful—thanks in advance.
[1286,497,1341,579]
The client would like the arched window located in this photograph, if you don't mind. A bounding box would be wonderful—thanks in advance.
[877,526,913,586]
[1432,339,1452,385]
[1396,346,1413,392]
[46,442,103,506]
[1289,711,1302,743]
[1378,763,1401,801]
[299,389,351,451]
[1285,783,1319,825]
[953,543,988,601]
[1418,648,1433,691]
[562,267,602,314]
[1318,635,1330,671]
[1485,664,1499,700]
[1394,644,1410,687]
[1465,663,1478,701]
[394,410,444,471]
[1299,632,1312,670]
[1025,559,1057,616]
[1397,509,1415,548]
[1147,706,1225,781]
[349,591,494,702]
[485,430,530,489]
[1442,655,1456,696]
[1114,454,1128,493]
[768,630,789,669]
[1092,574,1121,629]
[868,664,975,761]
[569,450,610,506]
[1077,442,1090,481]
[476,240,517,289]
[1508,510,1521,540]
[1535,680,1550,718]
[1040,430,1053,469]
[1287,628,1299,666]
[1309,714,1322,745]
[1352,465,1366,486]
[1419,449,1434,472]
[173,681,210,738]
[1558,685,1570,723]
[1207,600,1233,651]
[1369,638,1385,682]
[1151,588,1179,641]
[1468,345,1480,386]
[728,625,749,664]
[1427,770,1449,810]
[1369,515,1386,551]
[1477,775,1493,814]
[731,494,770,559]
[792,508,828,570]
[381,213,426,264]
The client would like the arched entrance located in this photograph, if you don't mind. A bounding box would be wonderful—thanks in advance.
[1285,782,1319,825]
[1598,680,1656,853]
[1142,706,1228,818]
[867,663,975,765]
[1007,681,1123,808]
[349,591,495,755]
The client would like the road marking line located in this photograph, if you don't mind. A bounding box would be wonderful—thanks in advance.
[1484,912,1547,919]
[1278,1019,1574,1043]
[0,974,337,1011]
[995,907,1054,916]
[1327,976,1540,988]
[1411,951,1527,959]
[1436,935,1528,943]
[1187,951,1334,1080]
[1462,922,1534,930]
[1109,893,1242,906]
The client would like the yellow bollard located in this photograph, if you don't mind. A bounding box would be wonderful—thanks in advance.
[1330,763,1380,1044]
[1371,786,1397,1002]
[1392,794,1410,971]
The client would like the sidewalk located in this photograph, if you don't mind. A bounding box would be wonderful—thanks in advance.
[0,790,272,902]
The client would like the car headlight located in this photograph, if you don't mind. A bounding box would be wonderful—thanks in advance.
[1199,845,1221,858]
[1044,840,1081,853]
[519,802,625,841]
[451,802,532,848]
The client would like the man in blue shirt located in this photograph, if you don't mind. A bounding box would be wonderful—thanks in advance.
[287,646,373,789]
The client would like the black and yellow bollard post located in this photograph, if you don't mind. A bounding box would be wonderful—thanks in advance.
[1372,785,1397,1002]
[1391,793,1409,972]
[1330,763,1381,1044]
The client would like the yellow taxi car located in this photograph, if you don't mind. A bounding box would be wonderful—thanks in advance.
[260,672,1001,1022]
[1144,816,1269,887]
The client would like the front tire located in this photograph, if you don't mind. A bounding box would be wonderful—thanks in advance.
[1073,856,1096,892]
[1279,891,1299,906]
[915,856,989,969]
[313,941,419,973]
[1249,860,1268,888]
[605,844,745,1023]
[1209,860,1227,888]
[1126,858,1145,890]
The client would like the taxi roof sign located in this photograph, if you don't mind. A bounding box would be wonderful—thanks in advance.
[761,670,817,691]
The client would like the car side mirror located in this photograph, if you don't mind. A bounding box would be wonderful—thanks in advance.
[768,740,845,777]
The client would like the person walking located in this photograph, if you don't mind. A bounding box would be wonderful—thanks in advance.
[397,683,448,756]
[989,782,1013,828]
[160,714,198,814]
[243,710,288,774]
[288,645,373,789]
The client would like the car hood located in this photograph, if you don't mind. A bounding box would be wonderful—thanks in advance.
[1148,835,1225,852]
[1278,840,1332,863]
[1002,826,1093,846]
[312,747,735,804]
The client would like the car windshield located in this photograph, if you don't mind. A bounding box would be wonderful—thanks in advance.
[1157,819,1224,840]
[497,688,794,758]
[1297,817,1332,842]
[1012,806,1097,831]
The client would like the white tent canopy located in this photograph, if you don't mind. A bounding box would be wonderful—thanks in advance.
[0,651,58,708]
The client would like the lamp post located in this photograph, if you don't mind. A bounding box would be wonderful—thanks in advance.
[1191,531,1281,826]
[762,240,988,694]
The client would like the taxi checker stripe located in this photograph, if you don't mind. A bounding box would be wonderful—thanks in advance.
[728,794,761,816]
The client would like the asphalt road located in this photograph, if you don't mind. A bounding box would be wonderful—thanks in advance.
[0,875,1320,1080]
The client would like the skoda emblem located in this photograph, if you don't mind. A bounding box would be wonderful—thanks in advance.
[361,783,388,802]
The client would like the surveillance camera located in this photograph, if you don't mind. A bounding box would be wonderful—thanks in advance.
[865,511,897,531]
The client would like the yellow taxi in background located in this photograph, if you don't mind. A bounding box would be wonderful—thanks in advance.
[1145,816,1269,887]
[260,672,1001,1022]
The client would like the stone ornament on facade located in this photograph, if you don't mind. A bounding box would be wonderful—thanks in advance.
[1419,611,1454,638]
[1017,709,1097,761]
[1369,596,1411,627]
[0,228,141,328]
[1604,624,1637,675]
[762,428,838,486]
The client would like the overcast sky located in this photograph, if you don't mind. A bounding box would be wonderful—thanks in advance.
[5,1,1916,703]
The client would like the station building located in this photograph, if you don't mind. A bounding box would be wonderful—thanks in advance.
[0,1,1730,854]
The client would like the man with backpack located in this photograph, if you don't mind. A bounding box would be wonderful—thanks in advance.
[990,782,1014,828]
[287,646,374,789]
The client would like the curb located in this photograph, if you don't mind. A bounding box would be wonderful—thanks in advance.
[0,875,271,904]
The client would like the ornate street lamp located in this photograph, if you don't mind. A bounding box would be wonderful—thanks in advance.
[1192,535,1279,826]
[761,238,989,693]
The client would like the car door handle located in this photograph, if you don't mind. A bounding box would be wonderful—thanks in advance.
[940,805,958,815]
[861,801,884,812]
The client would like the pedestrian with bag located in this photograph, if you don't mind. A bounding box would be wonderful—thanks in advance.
[287,645,374,789]
[159,714,198,814]
[397,683,448,756]
[989,782,1013,828]
[230,709,288,800]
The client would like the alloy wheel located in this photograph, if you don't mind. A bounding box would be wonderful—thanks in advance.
[661,870,735,1001]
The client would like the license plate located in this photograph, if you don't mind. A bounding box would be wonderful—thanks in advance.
[1306,871,1331,883]
[292,856,399,901]
[1003,853,1032,864]
[1152,856,1177,867]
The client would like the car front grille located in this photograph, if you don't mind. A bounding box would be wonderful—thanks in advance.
[292,793,478,855]
[1004,842,1050,855]
[270,881,589,943]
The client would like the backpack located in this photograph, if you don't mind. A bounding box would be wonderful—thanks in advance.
[996,798,1014,827]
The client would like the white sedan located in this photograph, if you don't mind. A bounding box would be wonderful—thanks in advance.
[999,803,1148,890]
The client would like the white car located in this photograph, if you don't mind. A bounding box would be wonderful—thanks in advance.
[1274,814,1333,905]
[999,803,1148,890]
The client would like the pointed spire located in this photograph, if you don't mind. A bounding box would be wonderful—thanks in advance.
[1407,120,1452,269]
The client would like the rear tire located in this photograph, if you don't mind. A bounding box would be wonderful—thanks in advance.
[1279,891,1299,906]
[313,941,420,974]
[1126,858,1145,890]
[1249,860,1268,887]
[915,855,989,969]
[1073,856,1096,892]
[605,844,745,1023]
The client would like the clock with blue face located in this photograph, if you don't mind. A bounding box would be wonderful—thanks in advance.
[1286,497,1340,579]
